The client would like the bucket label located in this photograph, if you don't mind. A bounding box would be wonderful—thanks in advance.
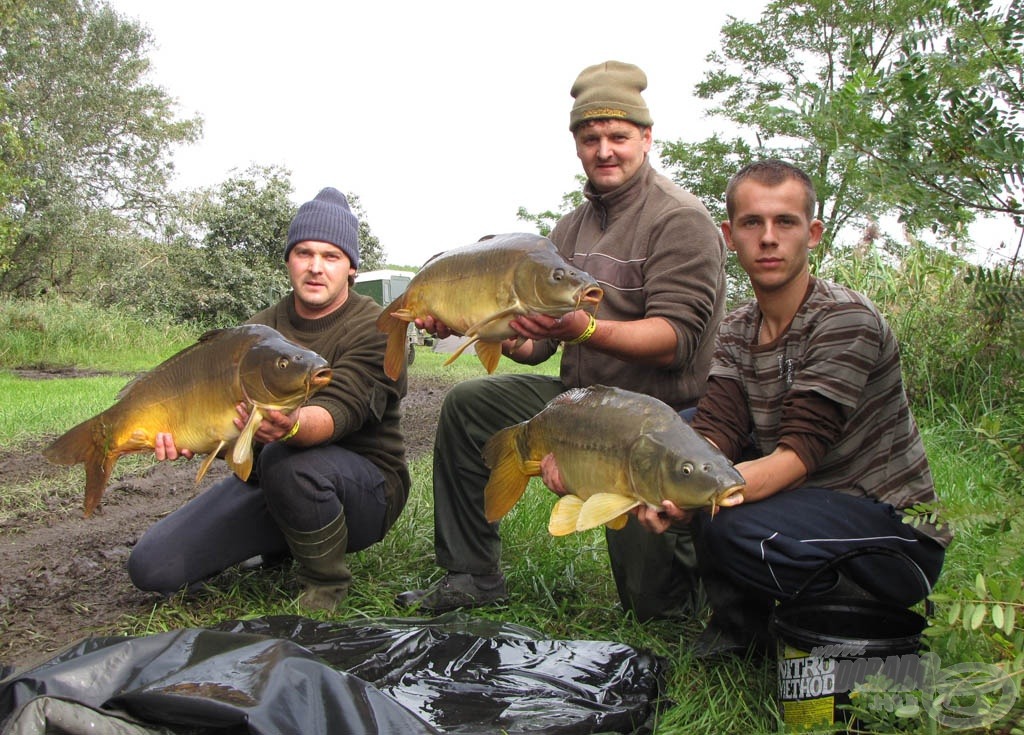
[779,645,837,730]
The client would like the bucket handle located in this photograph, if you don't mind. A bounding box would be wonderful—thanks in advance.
[791,546,935,616]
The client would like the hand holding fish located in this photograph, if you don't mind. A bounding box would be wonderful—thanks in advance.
[539,453,569,496]
[154,432,193,461]
[235,403,303,445]
[635,501,696,534]
[415,315,455,340]
[510,311,591,343]
[43,324,332,517]
[376,233,603,380]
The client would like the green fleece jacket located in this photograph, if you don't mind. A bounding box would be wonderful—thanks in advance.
[249,291,410,530]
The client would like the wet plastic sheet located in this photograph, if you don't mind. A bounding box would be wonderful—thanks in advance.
[0,613,664,735]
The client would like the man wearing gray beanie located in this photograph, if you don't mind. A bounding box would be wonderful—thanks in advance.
[129,187,409,614]
[399,60,728,649]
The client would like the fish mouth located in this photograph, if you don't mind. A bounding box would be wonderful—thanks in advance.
[719,483,745,500]
[711,483,746,515]
[575,285,604,309]
[309,367,333,392]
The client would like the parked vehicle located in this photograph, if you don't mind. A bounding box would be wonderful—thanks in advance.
[353,270,425,365]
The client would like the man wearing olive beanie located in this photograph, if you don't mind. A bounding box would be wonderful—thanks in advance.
[130,187,409,615]
[400,61,729,646]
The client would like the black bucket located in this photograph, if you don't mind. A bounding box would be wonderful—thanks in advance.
[769,547,932,732]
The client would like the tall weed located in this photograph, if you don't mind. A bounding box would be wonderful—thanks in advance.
[0,297,198,372]
[824,241,1022,423]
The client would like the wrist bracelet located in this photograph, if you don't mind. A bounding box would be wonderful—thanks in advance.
[280,418,301,443]
[565,314,597,345]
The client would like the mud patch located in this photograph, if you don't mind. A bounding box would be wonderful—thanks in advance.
[0,373,452,671]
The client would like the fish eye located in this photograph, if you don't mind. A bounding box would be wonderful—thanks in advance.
[276,357,290,370]
[552,268,565,281]
[681,462,693,476]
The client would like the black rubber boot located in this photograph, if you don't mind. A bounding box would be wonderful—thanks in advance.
[693,526,774,662]
[279,512,352,613]
[395,572,507,614]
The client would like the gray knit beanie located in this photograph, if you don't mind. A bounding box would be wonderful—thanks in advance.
[285,187,360,268]
[569,60,653,131]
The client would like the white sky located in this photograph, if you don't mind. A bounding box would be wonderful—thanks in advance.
[108,0,1018,268]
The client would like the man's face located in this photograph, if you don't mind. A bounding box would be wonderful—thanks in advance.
[573,119,652,193]
[720,179,823,295]
[286,240,355,317]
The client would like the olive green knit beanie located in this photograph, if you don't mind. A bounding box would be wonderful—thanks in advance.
[569,60,653,131]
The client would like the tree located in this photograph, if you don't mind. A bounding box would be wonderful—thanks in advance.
[199,164,295,266]
[347,193,385,272]
[831,1,1024,247]
[0,0,201,295]
[660,0,1024,267]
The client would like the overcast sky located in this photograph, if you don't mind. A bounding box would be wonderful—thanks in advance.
[106,0,772,267]
[107,0,1017,268]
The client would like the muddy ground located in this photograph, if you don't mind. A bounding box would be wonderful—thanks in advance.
[0,371,452,673]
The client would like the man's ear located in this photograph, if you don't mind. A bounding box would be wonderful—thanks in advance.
[721,221,736,252]
[807,219,824,250]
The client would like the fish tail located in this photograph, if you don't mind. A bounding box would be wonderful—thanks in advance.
[376,295,412,381]
[43,417,117,518]
[481,425,533,523]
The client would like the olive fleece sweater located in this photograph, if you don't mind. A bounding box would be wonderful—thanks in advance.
[545,159,727,410]
[250,291,410,530]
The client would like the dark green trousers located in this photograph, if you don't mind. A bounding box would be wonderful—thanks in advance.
[432,374,702,621]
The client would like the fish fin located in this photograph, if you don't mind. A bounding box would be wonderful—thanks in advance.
[376,295,412,381]
[442,336,481,366]
[462,308,519,338]
[548,495,585,536]
[481,425,534,522]
[475,341,503,374]
[42,416,118,518]
[576,493,642,532]
[229,409,262,481]
[82,452,119,518]
[604,513,629,531]
[43,417,97,466]
[195,440,226,484]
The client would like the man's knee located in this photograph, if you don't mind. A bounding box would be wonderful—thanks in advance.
[127,542,181,594]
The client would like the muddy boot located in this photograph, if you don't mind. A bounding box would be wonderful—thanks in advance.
[693,575,774,662]
[279,512,352,614]
[395,572,507,614]
[693,525,773,661]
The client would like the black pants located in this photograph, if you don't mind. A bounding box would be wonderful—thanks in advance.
[128,442,388,594]
[694,487,945,608]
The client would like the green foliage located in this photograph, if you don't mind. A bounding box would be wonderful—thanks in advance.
[831,0,1024,238]
[921,414,1024,732]
[661,0,1024,264]
[0,0,201,297]
[97,238,289,328]
[825,238,1022,419]
[347,192,386,272]
[0,296,197,372]
[198,164,294,265]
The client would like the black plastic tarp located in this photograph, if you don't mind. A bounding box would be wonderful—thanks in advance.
[0,613,664,735]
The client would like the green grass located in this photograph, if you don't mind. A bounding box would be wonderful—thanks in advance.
[0,296,197,372]
[0,372,132,443]
[3,298,1022,734]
